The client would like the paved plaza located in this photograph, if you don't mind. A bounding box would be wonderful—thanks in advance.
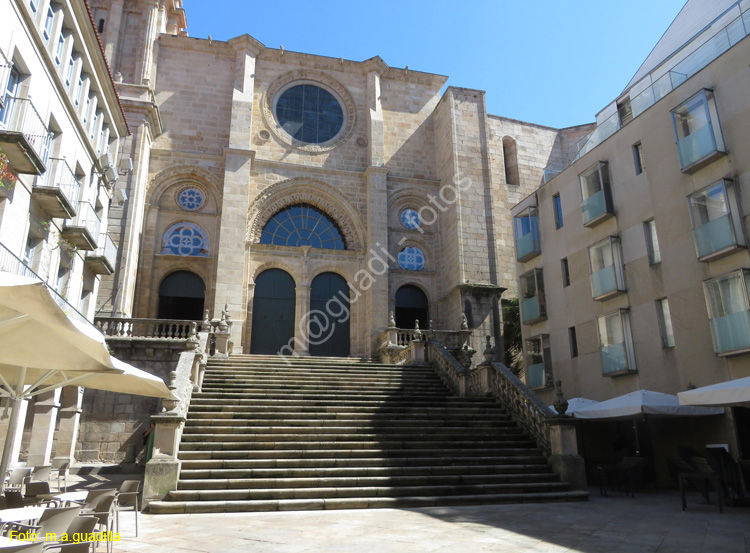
[106,489,749,553]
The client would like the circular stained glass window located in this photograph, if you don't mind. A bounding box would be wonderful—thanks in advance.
[398,246,425,271]
[177,188,205,211]
[275,84,344,144]
[401,209,420,229]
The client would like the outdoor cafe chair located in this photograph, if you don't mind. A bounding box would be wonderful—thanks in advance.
[4,491,26,509]
[5,506,81,541]
[30,467,51,483]
[22,483,56,507]
[5,469,32,492]
[0,543,45,553]
[115,480,140,536]
[51,465,68,494]
[81,496,115,553]
[41,515,98,553]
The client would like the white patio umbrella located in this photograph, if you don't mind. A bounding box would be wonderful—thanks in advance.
[0,272,175,492]
[549,397,599,416]
[572,390,725,420]
[678,377,750,407]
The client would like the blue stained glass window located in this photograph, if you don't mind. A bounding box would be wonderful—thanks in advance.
[398,247,425,271]
[161,222,209,257]
[260,204,345,250]
[177,188,205,211]
[275,84,344,144]
[401,209,420,229]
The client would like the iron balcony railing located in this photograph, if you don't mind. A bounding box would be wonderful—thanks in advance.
[0,96,50,165]
[67,201,101,239]
[35,157,80,208]
[0,240,90,324]
[88,234,117,265]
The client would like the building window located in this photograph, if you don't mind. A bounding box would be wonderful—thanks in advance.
[260,204,345,250]
[671,89,726,173]
[177,187,206,211]
[83,96,90,125]
[43,6,54,41]
[0,67,21,128]
[514,205,540,262]
[633,142,645,174]
[688,180,745,261]
[274,83,344,144]
[400,208,420,230]
[644,219,661,265]
[656,298,675,348]
[569,327,578,358]
[579,161,614,227]
[561,258,570,287]
[519,268,546,325]
[553,194,563,229]
[66,57,75,88]
[589,236,626,300]
[597,309,636,375]
[75,76,83,106]
[524,335,551,389]
[161,222,209,257]
[97,19,105,34]
[55,34,65,66]
[30,0,39,13]
[502,136,520,185]
[398,246,425,271]
[704,270,750,356]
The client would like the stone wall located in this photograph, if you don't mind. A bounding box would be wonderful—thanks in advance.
[75,342,184,464]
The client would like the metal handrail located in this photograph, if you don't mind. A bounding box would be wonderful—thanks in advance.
[35,157,80,208]
[0,96,50,163]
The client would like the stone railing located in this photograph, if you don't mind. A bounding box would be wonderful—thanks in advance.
[377,313,473,365]
[425,337,586,490]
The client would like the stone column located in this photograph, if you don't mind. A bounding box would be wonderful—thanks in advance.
[138,0,160,86]
[548,417,587,490]
[26,389,61,466]
[294,284,311,356]
[52,386,83,469]
[214,38,262,349]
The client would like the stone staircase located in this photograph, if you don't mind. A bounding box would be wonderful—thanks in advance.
[148,355,587,513]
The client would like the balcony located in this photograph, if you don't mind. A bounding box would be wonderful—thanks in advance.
[85,235,117,275]
[514,206,540,262]
[526,362,547,389]
[693,215,736,259]
[598,309,636,375]
[689,180,745,261]
[520,268,546,325]
[589,236,626,300]
[524,334,551,390]
[62,202,100,250]
[32,158,79,219]
[579,162,614,227]
[709,311,750,356]
[0,97,50,175]
[591,265,625,300]
[672,90,726,174]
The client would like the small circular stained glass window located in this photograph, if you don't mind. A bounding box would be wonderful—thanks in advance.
[275,84,344,144]
[398,246,425,271]
[400,209,420,229]
[177,188,205,211]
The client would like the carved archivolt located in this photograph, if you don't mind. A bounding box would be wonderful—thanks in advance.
[260,70,357,152]
[247,178,365,251]
[148,165,221,204]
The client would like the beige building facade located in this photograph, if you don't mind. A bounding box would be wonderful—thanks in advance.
[511,0,750,472]
[89,0,590,359]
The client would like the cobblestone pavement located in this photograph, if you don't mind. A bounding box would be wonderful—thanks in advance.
[102,489,750,553]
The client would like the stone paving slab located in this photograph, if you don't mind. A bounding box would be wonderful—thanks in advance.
[102,488,750,553]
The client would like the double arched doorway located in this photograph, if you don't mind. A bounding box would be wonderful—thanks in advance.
[250,269,350,357]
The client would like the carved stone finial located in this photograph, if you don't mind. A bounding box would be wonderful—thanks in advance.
[203,309,210,325]
[461,313,469,330]
[483,336,494,364]
[223,302,232,324]
[414,319,422,337]
[388,311,396,328]
[428,319,433,330]
[553,379,569,415]
[169,370,177,389]
[458,344,474,370]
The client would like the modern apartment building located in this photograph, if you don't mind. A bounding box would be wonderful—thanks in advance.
[511,0,750,461]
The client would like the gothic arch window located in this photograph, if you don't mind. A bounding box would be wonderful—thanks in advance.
[503,136,520,186]
[260,204,345,250]
[161,222,209,257]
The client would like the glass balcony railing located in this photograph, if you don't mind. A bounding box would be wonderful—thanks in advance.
[591,265,620,299]
[677,123,720,170]
[521,295,544,324]
[516,231,541,261]
[582,190,609,226]
[709,310,750,355]
[693,214,737,258]
[601,343,627,374]
[526,362,547,389]
[542,2,750,180]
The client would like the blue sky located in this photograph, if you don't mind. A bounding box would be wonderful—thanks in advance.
[183,1,688,129]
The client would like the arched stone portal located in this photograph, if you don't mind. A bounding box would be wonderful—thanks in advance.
[250,269,296,355]
[309,272,350,357]
[157,271,205,320]
[395,285,429,330]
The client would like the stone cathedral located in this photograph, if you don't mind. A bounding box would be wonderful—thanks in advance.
[91,0,589,359]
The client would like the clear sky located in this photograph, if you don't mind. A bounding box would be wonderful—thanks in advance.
[182,0,688,129]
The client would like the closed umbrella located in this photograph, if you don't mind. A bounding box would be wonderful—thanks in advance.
[0,272,175,492]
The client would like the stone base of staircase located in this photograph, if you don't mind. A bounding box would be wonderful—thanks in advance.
[148,355,588,514]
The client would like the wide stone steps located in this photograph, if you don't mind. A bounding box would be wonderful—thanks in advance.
[148,355,586,514]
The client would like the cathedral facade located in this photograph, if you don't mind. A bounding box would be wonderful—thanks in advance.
[90,0,589,359]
